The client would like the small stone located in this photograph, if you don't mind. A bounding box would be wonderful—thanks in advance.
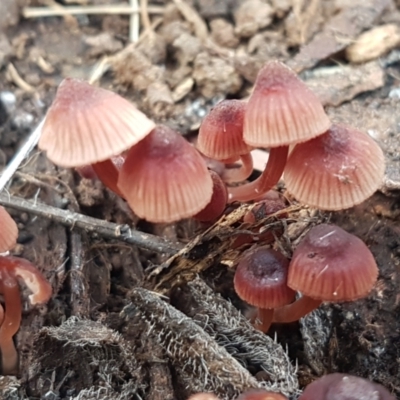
[210,18,240,48]
[11,112,34,132]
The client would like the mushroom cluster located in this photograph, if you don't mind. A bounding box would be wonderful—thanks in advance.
[233,224,378,333]
[39,61,385,223]
[0,207,52,375]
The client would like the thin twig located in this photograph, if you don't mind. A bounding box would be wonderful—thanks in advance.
[0,120,44,192]
[22,4,164,18]
[0,193,183,255]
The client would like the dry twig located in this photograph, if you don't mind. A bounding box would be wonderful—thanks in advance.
[0,193,183,255]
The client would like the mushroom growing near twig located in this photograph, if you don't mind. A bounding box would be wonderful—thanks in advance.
[0,256,52,375]
[38,78,155,195]
[273,224,378,323]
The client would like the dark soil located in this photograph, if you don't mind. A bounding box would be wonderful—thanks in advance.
[0,0,400,399]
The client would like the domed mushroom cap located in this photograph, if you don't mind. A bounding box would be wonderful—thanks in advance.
[39,78,155,167]
[288,224,378,302]
[243,61,330,148]
[284,124,385,210]
[197,99,251,160]
[117,125,213,223]
[299,373,395,400]
[234,247,295,309]
[0,207,18,253]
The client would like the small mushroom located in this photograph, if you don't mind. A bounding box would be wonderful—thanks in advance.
[197,99,253,183]
[117,125,213,223]
[273,224,378,323]
[284,123,385,210]
[229,61,331,203]
[39,78,155,195]
[0,256,52,375]
[234,247,295,332]
[299,373,395,400]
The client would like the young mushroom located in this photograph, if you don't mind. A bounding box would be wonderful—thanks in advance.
[118,125,213,223]
[284,124,385,210]
[234,247,295,332]
[197,99,253,183]
[0,256,52,375]
[299,373,395,400]
[39,78,155,195]
[273,224,378,323]
[229,61,331,202]
[0,207,18,253]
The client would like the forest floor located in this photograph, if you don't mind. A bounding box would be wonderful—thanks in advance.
[0,0,400,399]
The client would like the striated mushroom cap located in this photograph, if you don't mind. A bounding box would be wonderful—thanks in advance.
[118,125,213,223]
[243,61,330,148]
[39,78,155,167]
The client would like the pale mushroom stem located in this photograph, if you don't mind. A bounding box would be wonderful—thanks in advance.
[221,153,254,183]
[228,146,289,203]
[0,269,22,375]
[253,307,274,333]
[272,296,322,323]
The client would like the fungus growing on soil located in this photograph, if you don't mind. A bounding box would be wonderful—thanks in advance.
[273,224,378,323]
[228,61,331,203]
[298,373,396,400]
[0,256,52,375]
[284,124,385,210]
[197,99,253,183]
[118,125,213,223]
[237,390,288,400]
[234,247,295,332]
[194,170,228,222]
[0,207,18,253]
[39,78,155,195]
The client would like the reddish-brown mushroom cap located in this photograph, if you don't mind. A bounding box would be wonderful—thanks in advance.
[273,224,378,324]
[299,373,396,400]
[0,207,18,253]
[39,78,155,167]
[118,125,213,223]
[237,390,288,400]
[243,61,330,148]
[234,247,295,332]
[197,100,253,183]
[197,99,250,160]
[288,224,378,301]
[235,247,295,308]
[284,124,385,210]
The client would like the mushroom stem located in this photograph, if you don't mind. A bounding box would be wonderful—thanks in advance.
[92,158,123,197]
[228,146,289,203]
[253,308,274,333]
[0,268,22,375]
[222,153,254,183]
[272,295,322,323]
